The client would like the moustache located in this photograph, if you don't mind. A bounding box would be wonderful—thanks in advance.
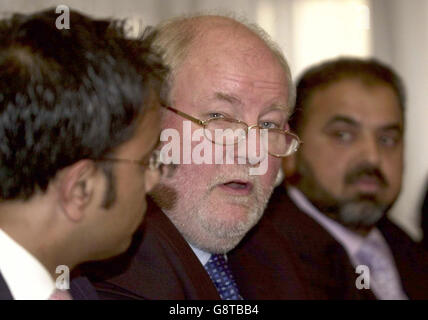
[344,163,388,188]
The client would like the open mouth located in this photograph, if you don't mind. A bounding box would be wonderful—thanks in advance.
[219,180,253,194]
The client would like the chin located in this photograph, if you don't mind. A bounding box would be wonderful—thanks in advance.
[196,234,245,254]
[339,200,386,230]
[216,206,251,223]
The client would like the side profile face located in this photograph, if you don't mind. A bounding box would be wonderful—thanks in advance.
[288,79,404,230]
[152,21,291,253]
[94,106,161,258]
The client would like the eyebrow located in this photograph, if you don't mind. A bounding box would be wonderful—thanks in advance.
[378,124,403,133]
[324,115,403,132]
[214,92,242,105]
[324,115,359,128]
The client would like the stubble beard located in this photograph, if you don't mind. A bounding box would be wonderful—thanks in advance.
[151,168,275,253]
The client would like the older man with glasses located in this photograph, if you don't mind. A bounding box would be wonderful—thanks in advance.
[79,14,308,300]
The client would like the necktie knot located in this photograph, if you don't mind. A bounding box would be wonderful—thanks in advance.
[204,254,243,300]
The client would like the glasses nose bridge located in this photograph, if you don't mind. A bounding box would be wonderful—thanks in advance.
[236,122,261,143]
[247,123,259,131]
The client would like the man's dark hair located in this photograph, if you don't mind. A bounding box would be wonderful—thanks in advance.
[290,57,406,134]
[0,8,167,200]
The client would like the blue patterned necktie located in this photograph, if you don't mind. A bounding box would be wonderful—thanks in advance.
[204,254,243,300]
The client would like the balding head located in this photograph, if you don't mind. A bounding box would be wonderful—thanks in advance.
[152,14,295,109]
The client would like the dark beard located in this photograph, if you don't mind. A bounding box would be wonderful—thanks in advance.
[292,153,392,232]
[337,196,387,231]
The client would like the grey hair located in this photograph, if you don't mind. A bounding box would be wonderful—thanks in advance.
[152,12,295,110]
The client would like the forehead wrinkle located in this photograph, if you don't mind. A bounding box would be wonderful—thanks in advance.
[252,80,286,90]
[221,76,285,91]
[212,72,290,117]
[219,71,286,90]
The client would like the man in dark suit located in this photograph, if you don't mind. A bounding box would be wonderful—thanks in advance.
[81,14,308,300]
[0,8,166,299]
[237,57,428,299]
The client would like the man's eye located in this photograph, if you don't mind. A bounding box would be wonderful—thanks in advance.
[379,135,398,147]
[333,131,354,142]
[259,121,279,129]
[208,112,225,119]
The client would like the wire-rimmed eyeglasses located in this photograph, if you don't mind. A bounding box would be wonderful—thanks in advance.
[162,105,301,157]
[94,150,171,177]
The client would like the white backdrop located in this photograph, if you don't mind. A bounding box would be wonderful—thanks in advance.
[1,0,427,239]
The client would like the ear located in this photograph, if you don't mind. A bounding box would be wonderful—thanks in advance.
[58,160,98,222]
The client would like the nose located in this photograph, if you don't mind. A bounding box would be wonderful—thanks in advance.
[360,133,381,166]
[231,126,269,165]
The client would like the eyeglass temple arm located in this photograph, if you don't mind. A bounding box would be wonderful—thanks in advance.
[161,105,205,126]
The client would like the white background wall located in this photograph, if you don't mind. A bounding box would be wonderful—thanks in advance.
[1,0,427,240]
[371,0,428,240]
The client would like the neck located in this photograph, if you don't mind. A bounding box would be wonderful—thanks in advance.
[0,201,78,279]
[323,211,374,236]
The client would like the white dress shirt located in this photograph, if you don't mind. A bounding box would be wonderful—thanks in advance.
[287,187,407,300]
[0,228,56,300]
[188,242,229,267]
[188,242,212,266]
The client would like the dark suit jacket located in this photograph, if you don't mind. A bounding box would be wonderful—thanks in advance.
[243,186,428,299]
[78,197,308,299]
[69,276,99,300]
[0,273,13,300]
[0,272,98,300]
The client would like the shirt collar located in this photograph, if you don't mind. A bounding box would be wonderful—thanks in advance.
[188,242,212,266]
[0,228,56,300]
[287,187,371,257]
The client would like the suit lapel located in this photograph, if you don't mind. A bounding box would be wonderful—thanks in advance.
[378,218,428,299]
[264,186,376,299]
[0,272,13,300]
[80,198,220,300]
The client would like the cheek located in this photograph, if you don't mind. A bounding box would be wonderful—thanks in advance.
[121,170,148,210]
[164,163,213,194]
[300,142,349,191]
[162,113,179,129]
[382,150,403,195]
[260,158,281,186]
